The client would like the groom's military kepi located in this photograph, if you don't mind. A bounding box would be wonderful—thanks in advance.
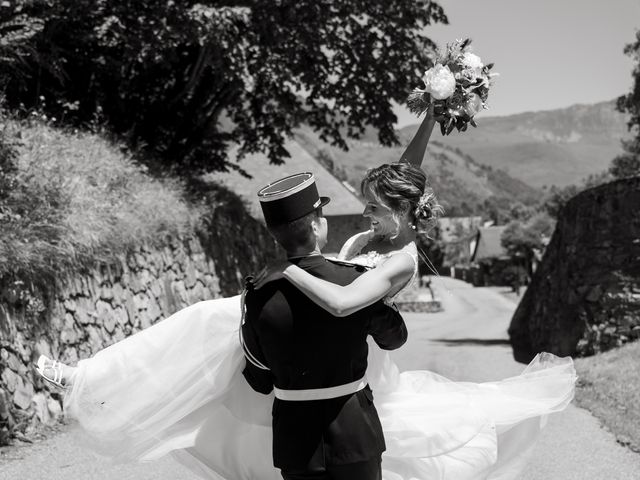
[241,172,408,480]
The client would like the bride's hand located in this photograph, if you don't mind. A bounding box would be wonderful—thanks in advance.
[253,260,292,289]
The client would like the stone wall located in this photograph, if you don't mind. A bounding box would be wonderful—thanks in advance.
[0,195,282,444]
[509,177,640,363]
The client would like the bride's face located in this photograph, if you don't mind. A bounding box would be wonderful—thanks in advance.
[362,188,397,238]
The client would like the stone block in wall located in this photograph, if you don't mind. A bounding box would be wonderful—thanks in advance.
[162,277,177,315]
[85,325,106,353]
[1,368,20,393]
[63,298,77,312]
[13,380,33,410]
[13,332,32,364]
[112,282,124,304]
[170,280,188,306]
[61,346,78,365]
[124,292,137,328]
[3,350,21,373]
[150,280,163,301]
[0,390,15,428]
[60,313,79,344]
[112,324,126,343]
[99,285,114,301]
[114,306,128,328]
[146,299,162,325]
[185,264,198,289]
[95,300,117,334]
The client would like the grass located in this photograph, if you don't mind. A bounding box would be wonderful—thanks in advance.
[574,340,640,453]
[0,119,203,284]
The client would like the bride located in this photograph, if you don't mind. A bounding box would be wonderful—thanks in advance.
[36,111,576,480]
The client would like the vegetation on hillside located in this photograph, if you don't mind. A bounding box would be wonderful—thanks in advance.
[0,0,447,176]
[0,116,202,285]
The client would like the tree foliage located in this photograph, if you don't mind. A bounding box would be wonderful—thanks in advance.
[1,0,447,176]
[614,29,640,179]
[500,212,555,272]
[617,30,640,143]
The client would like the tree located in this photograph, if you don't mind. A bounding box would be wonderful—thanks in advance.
[613,30,640,179]
[2,0,447,176]
[609,149,640,179]
[501,212,555,276]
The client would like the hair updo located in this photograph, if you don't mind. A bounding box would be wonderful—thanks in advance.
[361,163,443,236]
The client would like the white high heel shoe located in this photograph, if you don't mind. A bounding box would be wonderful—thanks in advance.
[35,355,69,389]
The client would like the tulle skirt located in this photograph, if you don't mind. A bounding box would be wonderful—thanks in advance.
[64,296,577,480]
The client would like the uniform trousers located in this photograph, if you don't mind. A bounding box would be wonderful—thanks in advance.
[280,457,382,480]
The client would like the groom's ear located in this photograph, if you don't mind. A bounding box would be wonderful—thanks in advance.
[310,217,320,237]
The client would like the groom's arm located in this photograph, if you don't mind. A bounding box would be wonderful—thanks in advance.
[367,302,408,351]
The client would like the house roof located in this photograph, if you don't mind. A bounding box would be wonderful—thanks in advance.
[471,226,509,261]
[212,140,364,221]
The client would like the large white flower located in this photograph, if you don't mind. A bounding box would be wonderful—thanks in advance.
[463,52,483,69]
[462,52,484,77]
[422,64,456,100]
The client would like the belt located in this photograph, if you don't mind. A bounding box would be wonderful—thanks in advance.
[274,377,367,401]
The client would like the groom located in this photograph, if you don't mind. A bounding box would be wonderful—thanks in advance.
[240,172,408,480]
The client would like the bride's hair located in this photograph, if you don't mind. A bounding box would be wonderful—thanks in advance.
[361,163,443,237]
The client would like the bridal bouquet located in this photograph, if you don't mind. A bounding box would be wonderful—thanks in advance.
[407,38,498,135]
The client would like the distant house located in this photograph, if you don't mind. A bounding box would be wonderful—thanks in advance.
[437,216,484,268]
[470,226,509,262]
[470,226,523,287]
[214,140,367,254]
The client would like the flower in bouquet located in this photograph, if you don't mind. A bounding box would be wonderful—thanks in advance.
[421,64,456,100]
[407,38,498,135]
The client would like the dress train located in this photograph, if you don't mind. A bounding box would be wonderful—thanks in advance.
[64,295,576,480]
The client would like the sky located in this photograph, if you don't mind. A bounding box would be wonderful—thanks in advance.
[394,0,640,126]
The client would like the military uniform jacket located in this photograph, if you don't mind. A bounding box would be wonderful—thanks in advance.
[241,254,408,471]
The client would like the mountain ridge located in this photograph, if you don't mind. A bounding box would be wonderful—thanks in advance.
[398,99,630,188]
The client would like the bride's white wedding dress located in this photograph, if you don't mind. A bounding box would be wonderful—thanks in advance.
[64,238,576,480]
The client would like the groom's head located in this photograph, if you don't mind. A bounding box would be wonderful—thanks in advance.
[258,173,330,254]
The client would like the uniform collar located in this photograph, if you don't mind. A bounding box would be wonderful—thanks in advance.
[288,254,326,270]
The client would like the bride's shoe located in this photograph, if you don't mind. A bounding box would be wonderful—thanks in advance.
[35,355,73,389]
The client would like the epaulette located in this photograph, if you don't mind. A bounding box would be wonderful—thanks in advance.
[326,257,368,271]
[244,275,255,291]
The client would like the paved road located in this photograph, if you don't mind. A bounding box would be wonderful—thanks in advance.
[1,277,639,479]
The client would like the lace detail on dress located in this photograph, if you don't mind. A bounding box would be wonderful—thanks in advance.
[346,244,419,306]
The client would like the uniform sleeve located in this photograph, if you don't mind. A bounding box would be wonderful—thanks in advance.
[240,289,274,395]
[367,301,408,351]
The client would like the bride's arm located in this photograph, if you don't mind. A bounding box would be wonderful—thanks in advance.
[280,253,415,317]
[398,103,437,167]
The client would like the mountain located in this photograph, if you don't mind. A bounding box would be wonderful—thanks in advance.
[294,125,539,219]
[399,100,630,188]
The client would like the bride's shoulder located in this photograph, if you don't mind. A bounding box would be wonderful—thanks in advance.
[381,243,419,269]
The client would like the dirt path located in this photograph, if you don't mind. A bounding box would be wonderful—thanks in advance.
[1,276,639,479]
